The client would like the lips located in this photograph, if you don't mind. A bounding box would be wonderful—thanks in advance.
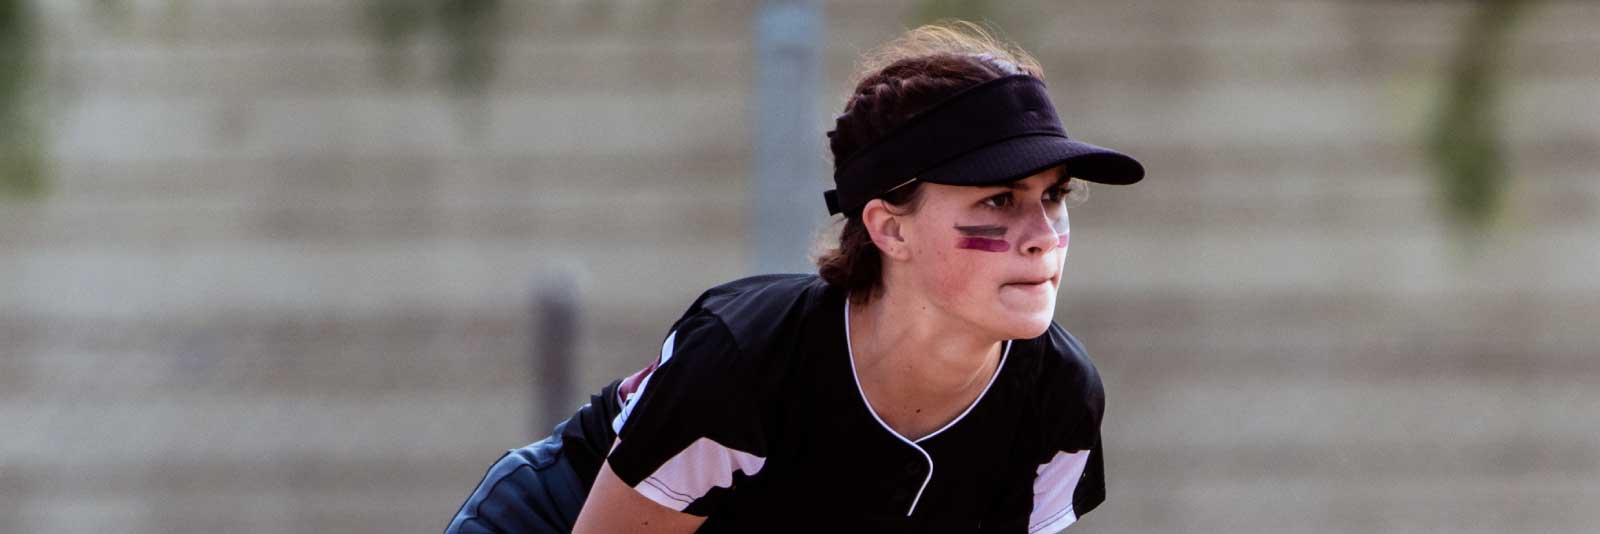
[1004,272,1059,288]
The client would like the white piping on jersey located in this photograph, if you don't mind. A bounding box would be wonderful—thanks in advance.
[842,295,1012,517]
[608,330,770,511]
[613,331,678,434]
[914,338,1011,444]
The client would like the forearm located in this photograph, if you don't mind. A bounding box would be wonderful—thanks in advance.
[572,440,706,534]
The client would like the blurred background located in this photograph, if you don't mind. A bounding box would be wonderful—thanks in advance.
[2,1,1596,532]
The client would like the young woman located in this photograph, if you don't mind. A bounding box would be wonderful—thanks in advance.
[446,21,1144,534]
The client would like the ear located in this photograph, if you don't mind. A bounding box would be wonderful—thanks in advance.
[860,198,912,261]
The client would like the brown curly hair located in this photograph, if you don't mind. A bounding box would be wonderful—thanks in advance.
[814,21,1069,303]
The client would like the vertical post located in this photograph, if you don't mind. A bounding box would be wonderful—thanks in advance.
[752,0,826,273]
[532,273,578,433]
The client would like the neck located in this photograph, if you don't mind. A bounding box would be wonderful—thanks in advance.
[848,285,1003,400]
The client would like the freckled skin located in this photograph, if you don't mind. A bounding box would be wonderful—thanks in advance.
[898,168,1073,340]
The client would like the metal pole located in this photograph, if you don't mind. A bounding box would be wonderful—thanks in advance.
[752,0,826,273]
[532,273,578,433]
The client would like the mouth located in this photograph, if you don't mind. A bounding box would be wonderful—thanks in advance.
[1003,272,1059,289]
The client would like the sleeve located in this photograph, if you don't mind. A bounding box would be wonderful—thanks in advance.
[1027,328,1107,534]
[604,311,772,516]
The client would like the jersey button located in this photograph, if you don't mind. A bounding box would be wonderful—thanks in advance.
[905,461,924,475]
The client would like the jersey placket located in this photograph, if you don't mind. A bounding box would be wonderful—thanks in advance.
[841,297,1012,517]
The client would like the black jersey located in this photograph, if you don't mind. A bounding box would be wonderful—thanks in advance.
[558,274,1106,533]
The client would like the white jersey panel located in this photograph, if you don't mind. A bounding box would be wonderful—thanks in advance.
[634,437,768,512]
[1029,449,1091,533]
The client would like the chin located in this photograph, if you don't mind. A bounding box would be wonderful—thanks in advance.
[988,296,1056,340]
[1000,312,1053,340]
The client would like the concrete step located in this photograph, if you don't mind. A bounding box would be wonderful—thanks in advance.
[1092,474,1600,533]
[46,90,752,163]
[2,389,537,466]
[4,378,1594,533]
[0,189,748,247]
[41,1,754,48]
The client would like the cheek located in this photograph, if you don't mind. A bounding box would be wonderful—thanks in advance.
[920,247,996,304]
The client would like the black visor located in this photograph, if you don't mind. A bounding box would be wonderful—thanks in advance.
[824,74,1144,216]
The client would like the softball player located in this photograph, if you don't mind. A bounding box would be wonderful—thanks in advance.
[447,21,1144,533]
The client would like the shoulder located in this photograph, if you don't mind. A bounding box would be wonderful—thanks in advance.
[1012,322,1105,450]
[630,273,835,405]
[676,273,837,355]
[1013,323,1101,396]
[1038,323,1103,406]
[605,276,832,509]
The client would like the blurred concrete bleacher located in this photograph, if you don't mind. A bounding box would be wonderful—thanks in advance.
[2,1,1597,533]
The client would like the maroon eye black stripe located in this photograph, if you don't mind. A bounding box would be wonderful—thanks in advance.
[957,237,1009,252]
[954,224,1011,253]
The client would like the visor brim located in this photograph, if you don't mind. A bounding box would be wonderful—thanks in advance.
[918,135,1144,187]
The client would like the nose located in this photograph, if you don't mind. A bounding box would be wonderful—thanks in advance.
[1018,204,1063,257]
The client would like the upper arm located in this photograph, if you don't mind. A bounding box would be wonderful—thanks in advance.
[573,451,707,534]
[595,311,775,517]
[1028,325,1108,533]
[1027,447,1098,534]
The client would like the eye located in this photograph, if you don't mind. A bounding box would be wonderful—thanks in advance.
[981,192,1014,209]
[1043,186,1069,204]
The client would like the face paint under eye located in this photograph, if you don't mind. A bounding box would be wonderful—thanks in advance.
[957,237,1009,252]
[1051,214,1070,250]
[954,224,1010,253]
[954,224,1007,237]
